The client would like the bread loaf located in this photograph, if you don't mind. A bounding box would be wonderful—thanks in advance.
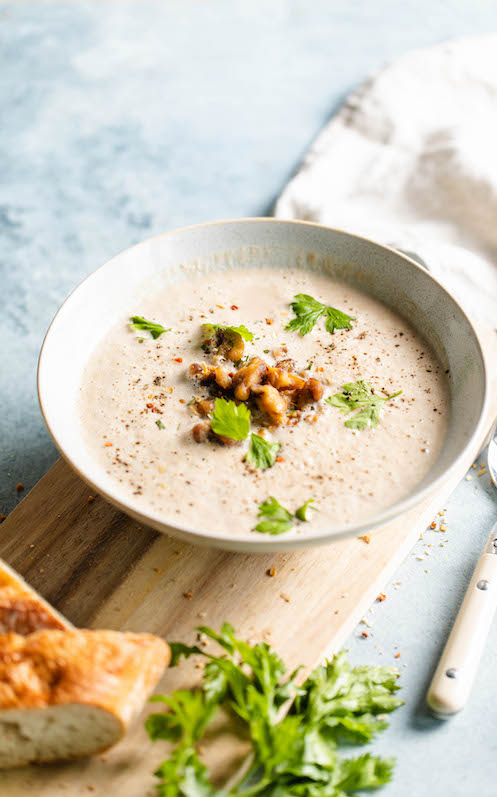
[0,628,170,768]
[0,560,70,634]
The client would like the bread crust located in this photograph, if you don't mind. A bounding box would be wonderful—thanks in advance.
[0,629,170,714]
[0,561,70,634]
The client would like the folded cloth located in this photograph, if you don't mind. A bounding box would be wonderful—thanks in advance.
[275,34,497,328]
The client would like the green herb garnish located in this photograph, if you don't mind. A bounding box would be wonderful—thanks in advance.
[155,419,165,430]
[129,315,168,339]
[245,434,281,470]
[255,496,316,535]
[255,497,294,535]
[285,294,355,336]
[295,497,317,521]
[146,623,403,795]
[327,380,402,430]
[202,323,254,342]
[211,398,251,441]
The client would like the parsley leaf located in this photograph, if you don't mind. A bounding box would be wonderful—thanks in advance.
[245,434,281,470]
[129,315,168,339]
[295,498,316,522]
[211,398,251,441]
[255,497,294,535]
[285,294,355,336]
[326,380,402,430]
[147,625,403,796]
[202,323,254,342]
[155,419,166,430]
[255,497,317,534]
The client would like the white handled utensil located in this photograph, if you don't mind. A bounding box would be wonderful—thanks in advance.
[427,522,497,718]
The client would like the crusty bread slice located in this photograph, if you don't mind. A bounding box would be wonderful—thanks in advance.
[0,559,70,634]
[0,629,170,768]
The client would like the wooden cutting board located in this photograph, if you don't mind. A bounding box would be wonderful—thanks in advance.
[0,326,495,795]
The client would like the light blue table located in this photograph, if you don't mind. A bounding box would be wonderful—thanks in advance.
[1,2,497,793]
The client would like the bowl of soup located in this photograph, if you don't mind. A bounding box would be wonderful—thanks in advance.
[38,219,488,551]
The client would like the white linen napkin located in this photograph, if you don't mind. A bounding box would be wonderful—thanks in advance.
[275,34,497,328]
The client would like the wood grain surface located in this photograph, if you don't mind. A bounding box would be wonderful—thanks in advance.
[0,325,495,795]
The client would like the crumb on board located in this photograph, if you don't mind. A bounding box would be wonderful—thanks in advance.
[440,524,448,532]
[478,468,487,477]
[267,567,277,577]
[377,593,386,602]
[87,494,95,503]
[16,483,24,492]
[153,567,162,574]
[280,593,290,603]
[430,521,437,529]
[183,591,193,600]
[359,533,371,544]
[0,514,6,523]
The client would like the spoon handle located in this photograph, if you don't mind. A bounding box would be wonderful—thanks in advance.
[427,523,497,717]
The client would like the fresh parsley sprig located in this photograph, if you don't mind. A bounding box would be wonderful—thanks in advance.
[245,434,281,470]
[326,380,402,430]
[285,294,355,336]
[202,323,254,342]
[255,496,317,535]
[211,398,251,440]
[129,315,168,339]
[146,624,403,796]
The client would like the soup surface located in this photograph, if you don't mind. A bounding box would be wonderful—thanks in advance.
[79,266,449,537]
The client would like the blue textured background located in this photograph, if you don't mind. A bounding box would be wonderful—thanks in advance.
[1,2,497,793]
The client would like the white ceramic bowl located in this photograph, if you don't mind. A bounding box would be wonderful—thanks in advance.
[38,219,488,552]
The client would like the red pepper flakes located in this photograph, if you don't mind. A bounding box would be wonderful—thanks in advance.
[361,631,369,638]
[275,456,285,463]
[231,304,239,310]
[267,567,276,577]
[173,357,183,363]
[265,318,273,325]
[104,442,113,447]
[179,398,186,404]
[394,652,401,658]
[16,483,24,492]
[359,533,371,544]
[377,593,386,602]
[88,495,95,504]
[183,591,193,600]
[430,521,437,530]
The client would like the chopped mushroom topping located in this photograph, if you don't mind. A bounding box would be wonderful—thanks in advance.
[296,378,324,409]
[189,362,232,390]
[191,398,215,417]
[232,357,267,401]
[266,365,306,392]
[275,358,297,372]
[188,351,324,437]
[192,422,209,443]
[252,384,289,425]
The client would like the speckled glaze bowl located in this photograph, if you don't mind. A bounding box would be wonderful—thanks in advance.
[38,219,488,552]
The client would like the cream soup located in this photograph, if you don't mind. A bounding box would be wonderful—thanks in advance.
[79,267,449,537]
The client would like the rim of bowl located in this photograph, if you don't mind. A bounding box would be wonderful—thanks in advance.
[38,218,489,551]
